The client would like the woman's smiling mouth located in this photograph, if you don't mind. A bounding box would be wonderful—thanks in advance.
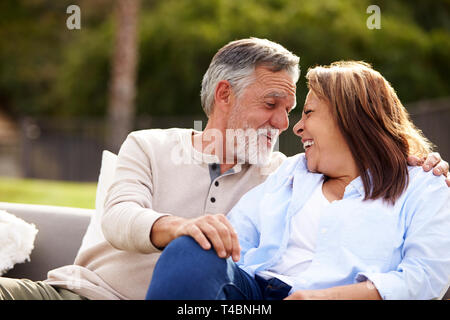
[303,139,314,150]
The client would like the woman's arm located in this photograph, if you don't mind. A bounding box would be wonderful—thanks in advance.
[356,172,450,300]
[285,281,381,300]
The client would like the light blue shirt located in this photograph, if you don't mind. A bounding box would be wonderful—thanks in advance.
[227,154,450,299]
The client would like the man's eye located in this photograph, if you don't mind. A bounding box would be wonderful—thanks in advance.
[266,103,276,108]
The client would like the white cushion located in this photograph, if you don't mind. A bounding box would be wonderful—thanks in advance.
[0,209,38,275]
[76,150,117,254]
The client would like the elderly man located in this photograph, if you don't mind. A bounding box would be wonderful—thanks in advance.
[0,38,448,300]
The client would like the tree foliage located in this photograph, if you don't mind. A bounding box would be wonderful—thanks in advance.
[0,0,449,117]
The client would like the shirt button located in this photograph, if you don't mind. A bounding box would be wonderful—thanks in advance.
[214,181,219,187]
[321,228,327,234]
[210,197,216,203]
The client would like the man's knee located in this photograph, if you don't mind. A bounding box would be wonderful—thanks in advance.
[0,277,84,300]
[0,277,18,299]
[0,277,48,300]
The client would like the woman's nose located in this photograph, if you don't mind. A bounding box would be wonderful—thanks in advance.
[293,117,304,137]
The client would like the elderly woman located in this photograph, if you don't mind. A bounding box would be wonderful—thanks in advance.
[146,61,450,300]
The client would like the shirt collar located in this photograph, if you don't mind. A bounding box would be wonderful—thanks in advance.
[182,130,255,175]
[345,175,365,197]
[296,154,366,198]
[182,129,220,164]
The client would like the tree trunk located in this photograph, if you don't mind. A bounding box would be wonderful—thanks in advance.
[107,0,140,153]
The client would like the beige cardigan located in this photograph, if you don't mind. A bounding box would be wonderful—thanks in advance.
[45,128,286,300]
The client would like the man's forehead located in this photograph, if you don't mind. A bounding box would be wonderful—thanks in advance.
[264,91,293,98]
[265,90,297,104]
[253,75,297,97]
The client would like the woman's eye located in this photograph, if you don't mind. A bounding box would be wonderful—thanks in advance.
[303,109,312,115]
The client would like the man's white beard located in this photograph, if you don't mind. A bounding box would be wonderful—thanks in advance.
[227,107,278,166]
[235,125,278,166]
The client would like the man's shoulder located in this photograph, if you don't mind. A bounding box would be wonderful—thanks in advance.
[128,128,192,148]
[130,128,191,140]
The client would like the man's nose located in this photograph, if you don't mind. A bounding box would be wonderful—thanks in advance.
[270,109,289,132]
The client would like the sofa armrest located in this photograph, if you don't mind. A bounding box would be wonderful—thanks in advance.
[0,202,92,281]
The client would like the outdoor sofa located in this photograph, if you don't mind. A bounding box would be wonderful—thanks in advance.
[1,151,449,300]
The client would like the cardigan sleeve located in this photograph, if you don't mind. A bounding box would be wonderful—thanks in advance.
[102,132,170,254]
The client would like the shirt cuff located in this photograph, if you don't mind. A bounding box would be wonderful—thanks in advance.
[355,272,395,300]
[130,210,171,254]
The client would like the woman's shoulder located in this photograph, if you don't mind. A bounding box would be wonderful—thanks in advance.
[272,153,307,177]
[402,166,449,211]
[407,166,448,192]
[260,153,312,188]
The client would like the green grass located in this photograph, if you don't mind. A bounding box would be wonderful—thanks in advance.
[0,177,97,209]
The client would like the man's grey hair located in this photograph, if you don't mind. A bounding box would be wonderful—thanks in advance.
[200,37,300,116]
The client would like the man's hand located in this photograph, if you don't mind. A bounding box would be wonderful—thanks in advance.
[407,152,449,187]
[150,214,241,262]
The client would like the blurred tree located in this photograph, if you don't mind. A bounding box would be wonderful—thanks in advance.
[106,0,140,152]
[0,0,448,119]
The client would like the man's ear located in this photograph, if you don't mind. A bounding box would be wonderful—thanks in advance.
[214,80,234,113]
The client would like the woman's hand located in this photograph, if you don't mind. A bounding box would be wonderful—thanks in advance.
[407,152,449,187]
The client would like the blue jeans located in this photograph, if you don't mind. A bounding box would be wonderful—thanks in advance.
[146,236,291,300]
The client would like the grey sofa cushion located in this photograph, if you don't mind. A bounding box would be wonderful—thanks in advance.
[0,202,92,281]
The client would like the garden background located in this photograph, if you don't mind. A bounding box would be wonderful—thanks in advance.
[0,0,448,208]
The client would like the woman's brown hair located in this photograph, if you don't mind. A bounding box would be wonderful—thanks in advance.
[306,61,433,204]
